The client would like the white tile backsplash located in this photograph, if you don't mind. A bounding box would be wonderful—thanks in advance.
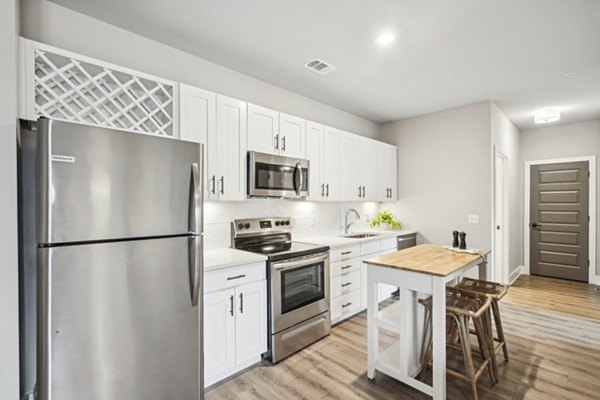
[204,200,381,249]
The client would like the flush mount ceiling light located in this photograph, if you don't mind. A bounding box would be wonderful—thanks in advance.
[376,31,395,46]
[534,108,561,124]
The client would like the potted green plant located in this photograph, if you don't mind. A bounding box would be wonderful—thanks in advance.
[370,210,401,231]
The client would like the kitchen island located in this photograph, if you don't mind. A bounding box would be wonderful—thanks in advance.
[363,244,490,400]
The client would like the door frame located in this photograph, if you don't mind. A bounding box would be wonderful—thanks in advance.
[493,150,510,284]
[524,156,598,284]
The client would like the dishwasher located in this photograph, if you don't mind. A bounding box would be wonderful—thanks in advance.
[391,233,417,298]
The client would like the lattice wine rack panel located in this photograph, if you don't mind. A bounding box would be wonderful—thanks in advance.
[20,39,179,137]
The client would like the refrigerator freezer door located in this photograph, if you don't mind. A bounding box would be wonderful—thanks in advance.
[38,236,201,400]
[37,118,202,244]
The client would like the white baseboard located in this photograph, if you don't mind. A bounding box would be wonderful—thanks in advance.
[590,274,600,286]
[509,265,524,285]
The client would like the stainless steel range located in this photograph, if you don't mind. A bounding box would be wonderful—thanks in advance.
[232,217,331,362]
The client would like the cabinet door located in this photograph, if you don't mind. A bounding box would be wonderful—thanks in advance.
[216,95,247,201]
[305,121,323,201]
[359,137,379,201]
[378,143,397,201]
[235,280,267,366]
[321,127,340,201]
[247,104,278,155]
[179,84,216,200]
[279,113,306,158]
[204,288,236,386]
[339,131,360,201]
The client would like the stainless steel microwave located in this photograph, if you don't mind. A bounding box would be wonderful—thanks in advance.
[247,151,309,198]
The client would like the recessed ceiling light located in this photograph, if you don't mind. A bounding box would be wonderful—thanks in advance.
[534,108,561,124]
[376,32,395,46]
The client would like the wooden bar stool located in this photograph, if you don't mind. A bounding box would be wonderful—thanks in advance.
[419,288,496,400]
[456,278,510,364]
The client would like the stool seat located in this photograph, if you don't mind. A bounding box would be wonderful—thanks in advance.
[456,277,508,300]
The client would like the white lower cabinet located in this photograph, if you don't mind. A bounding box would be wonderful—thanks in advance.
[204,263,267,387]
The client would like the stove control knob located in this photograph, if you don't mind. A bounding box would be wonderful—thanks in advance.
[244,223,251,229]
[237,223,244,229]
[275,221,280,226]
[285,220,290,225]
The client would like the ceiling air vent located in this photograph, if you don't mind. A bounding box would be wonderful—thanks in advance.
[303,58,336,75]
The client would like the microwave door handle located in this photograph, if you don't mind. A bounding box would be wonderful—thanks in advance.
[294,162,302,196]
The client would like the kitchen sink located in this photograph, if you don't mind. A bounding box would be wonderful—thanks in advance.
[340,233,382,239]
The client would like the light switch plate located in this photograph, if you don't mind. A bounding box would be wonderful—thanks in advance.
[468,214,480,224]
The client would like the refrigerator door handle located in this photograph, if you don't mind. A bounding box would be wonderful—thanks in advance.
[189,163,202,234]
[189,235,202,307]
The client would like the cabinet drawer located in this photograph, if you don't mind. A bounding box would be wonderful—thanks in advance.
[204,262,266,293]
[380,237,397,252]
[330,270,360,298]
[330,257,360,277]
[331,290,361,321]
[360,240,380,256]
[330,245,360,262]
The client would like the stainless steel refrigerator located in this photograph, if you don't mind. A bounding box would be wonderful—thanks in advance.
[18,118,203,400]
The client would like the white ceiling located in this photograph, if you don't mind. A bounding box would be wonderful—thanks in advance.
[50,0,600,130]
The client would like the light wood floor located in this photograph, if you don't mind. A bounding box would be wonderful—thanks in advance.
[206,275,600,399]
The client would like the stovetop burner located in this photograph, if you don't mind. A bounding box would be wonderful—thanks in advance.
[232,217,329,262]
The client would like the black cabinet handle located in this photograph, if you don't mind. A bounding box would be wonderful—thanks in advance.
[227,274,246,281]
[342,302,352,308]
[341,282,352,287]
[229,295,234,316]
[239,293,244,314]
[341,265,352,270]
[341,251,352,255]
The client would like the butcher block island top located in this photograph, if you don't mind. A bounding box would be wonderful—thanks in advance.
[363,243,491,277]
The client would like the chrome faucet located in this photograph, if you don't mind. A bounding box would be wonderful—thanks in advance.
[344,208,361,234]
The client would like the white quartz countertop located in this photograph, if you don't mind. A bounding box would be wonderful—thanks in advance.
[298,229,418,249]
[204,248,267,272]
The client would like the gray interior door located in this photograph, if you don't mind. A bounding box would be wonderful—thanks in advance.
[530,161,589,282]
[38,236,199,400]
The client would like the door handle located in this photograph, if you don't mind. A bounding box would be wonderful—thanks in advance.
[294,162,303,196]
[211,175,216,194]
[220,176,224,195]
[239,293,244,314]
[227,274,246,281]
[321,183,325,197]
[342,302,353,308]
[282,136,286,152]
[274,134,279,150]
[189,236,202,307]
[358,186,362,198]
[326,184,329,197]
[389,188,392,198]
[362,186,366,198]
[531,223,541,228]
[341,282,352,287]
[341,265,352,270]
[229,295,234,316]
[189,163,202,234]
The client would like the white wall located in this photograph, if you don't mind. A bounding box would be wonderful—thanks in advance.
[19,0,380,140]
[491,103,521,276]
[205,200,380,250]
[0,0,20,397]
[519,120,600,275]
[380,102,493,251]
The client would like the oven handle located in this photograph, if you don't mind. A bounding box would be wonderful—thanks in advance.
[272,252,329,272]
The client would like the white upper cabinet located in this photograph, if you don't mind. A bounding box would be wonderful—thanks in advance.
[305,121,324,201]
[278,113,306,158]
[321,126,341,201]
[247,104,279,155]
[247,104,306,158]
[211,95,247,201]
[378,142,397,201]
[179,84,216,200]
[179,84,216,144]
[339,131,360,201]
[359,137,379,201]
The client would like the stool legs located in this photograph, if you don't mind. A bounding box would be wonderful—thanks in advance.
[491,299,509,363]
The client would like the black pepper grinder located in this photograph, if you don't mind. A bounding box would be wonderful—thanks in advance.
[459,231,467,250]
[452,230,459,248]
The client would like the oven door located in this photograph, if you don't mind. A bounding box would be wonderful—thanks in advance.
[270,252,329,334]
[248,151,309,198]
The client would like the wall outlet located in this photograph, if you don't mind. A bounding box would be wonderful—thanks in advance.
[468,214,480,224]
